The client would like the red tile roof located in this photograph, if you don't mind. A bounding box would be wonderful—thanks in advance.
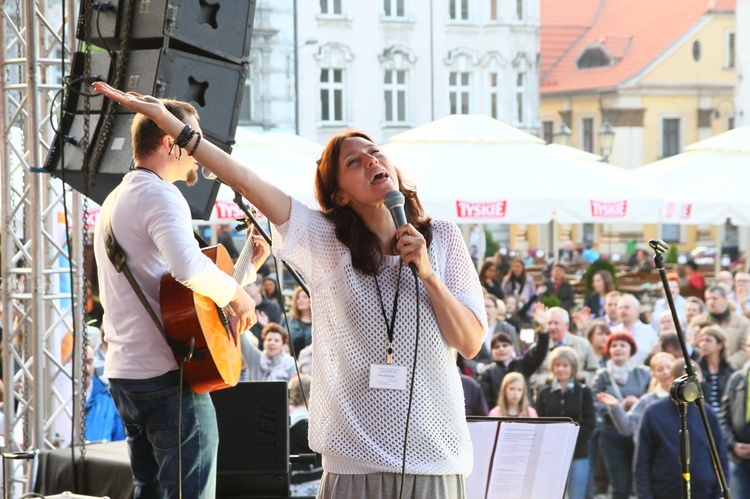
[541,0,736,94]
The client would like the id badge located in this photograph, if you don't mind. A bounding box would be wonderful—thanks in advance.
[369,364,407,390]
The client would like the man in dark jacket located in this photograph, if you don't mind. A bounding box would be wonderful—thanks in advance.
[538,263,575,312]
[720,340,750,498]
[478,303,550,408]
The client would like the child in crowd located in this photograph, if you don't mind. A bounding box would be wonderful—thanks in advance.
[488,372,537,418]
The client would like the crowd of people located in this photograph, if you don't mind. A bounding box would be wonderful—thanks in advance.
[463,250,750,498]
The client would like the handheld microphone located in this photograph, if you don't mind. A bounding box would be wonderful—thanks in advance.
[384,190,417,276]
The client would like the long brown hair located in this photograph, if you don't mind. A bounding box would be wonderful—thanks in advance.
[314,131,432,275]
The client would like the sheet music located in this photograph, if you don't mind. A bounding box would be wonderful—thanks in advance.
[466,420,579,499]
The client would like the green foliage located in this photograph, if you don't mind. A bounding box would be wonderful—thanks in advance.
[484,230,500,260]
[540,294,561,308]
[665,244,679,264]
[582,258,618,296]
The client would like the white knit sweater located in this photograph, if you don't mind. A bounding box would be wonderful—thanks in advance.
[272,199,487,475]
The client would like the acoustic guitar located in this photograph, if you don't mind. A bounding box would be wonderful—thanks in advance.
[160,226,256,394]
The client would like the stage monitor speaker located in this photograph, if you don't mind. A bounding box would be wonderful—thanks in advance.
[45,111,226,220]
[78,0,256,64]
[211,381,290,499]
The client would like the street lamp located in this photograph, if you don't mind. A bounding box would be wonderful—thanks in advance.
[598,120,615,162]
[553,122,572,146]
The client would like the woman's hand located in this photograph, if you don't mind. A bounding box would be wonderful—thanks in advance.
[621,395,639,411]
[249,234,271,271]
[396,224,434,279]
[596,392,619,407]
[532,302,549,331]
[93,82,167,121]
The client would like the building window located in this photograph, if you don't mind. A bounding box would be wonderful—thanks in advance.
[662,118,680,158]
[515,72,525,124]
[320,68,344,123]
[384,69,408,123]
[384,0,405,17]
[488,72,500,119]
[238,80,253,124]
[516,0,524,20]
[728,116,735,131]
[490,0,498,20]
[449,0,469,21]
[662,224,680,243]
[582,118,594,153]
[542,120,554,144]
[726,31,735,69]
[320,0,343,16]
[449,72,471,114]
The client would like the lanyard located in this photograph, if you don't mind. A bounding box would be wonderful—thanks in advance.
[374,263,404,364]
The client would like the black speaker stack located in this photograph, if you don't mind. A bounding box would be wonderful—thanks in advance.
[44,0,256,219]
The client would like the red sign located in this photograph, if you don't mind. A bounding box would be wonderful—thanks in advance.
[455,200,508,219]
[680,204,692,220]
[214,200,245,220]
[590,200,628,218]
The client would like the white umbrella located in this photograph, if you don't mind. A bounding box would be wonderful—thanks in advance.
[209,128,321,220]
[382,115,662,224]
[630,126,750,225]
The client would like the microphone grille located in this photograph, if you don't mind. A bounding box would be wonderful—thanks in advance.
[383,190,405,210]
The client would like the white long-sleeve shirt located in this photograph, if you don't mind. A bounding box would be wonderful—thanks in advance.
[272,198,487,476]
[94,170,239,379]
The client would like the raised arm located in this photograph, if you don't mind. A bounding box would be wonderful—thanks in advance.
[92,82,292,225]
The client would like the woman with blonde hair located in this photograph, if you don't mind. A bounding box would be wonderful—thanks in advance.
[488,372,536,418]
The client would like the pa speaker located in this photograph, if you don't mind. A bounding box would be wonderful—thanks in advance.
[211,381,290,498]
[78,0,256,64]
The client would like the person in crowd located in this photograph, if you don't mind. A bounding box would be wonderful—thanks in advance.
[733,271,750,317]
[656,310,677,334]
[288,374,323,497]
[656,331,700,363]
[536,347,595,499]
[529,307,600,394]
[97,83,489,499]
[501,258,537,319]
[259,323,297,381]
[503,295,521,331]
[683,260,706,295]
[488,372,537,418]
[697,325,735,413]
[558,241,575,266]
[629,249,653,273]
[582,245,600,263]
[460,370,489,416]
[83,345,126,443]
[636,359,727,499]
[493,251,511,278]
[584,271,615,319]
[538,263,574,312]
[587,320,611,367]
[612,294,658,366]
[91,94,257,498]
[685,296,706,326]
[720,336,750,498]
[465,295,519,376]
[216,224,239,259]
[297,343,313,376]
[691,285,750,368]
[478,303,549,408]
[716,270,735,295]
[287,286,312,359]
[603,290,623,329]
[262,276,283,307]
[591,332,652,499]
[245,275,284,348]
[595,352,675,438]
[478,260,504,300]
[650,273,686,331]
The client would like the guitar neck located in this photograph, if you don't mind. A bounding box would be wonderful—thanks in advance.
[232,240,254,284]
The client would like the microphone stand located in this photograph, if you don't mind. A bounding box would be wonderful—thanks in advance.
[232,190,310,297]
[649,239,731,499]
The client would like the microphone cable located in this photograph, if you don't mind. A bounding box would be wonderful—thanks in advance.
[398,268,421,499]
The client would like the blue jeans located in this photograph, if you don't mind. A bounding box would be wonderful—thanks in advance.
[567,458,590,499]
[731,459,750,498]
[599,427,634,499]
[108,370,219,499]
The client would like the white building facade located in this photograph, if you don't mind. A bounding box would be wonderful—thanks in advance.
[245,0,540,144]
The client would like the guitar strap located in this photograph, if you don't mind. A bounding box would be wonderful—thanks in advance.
[101,186,204,362]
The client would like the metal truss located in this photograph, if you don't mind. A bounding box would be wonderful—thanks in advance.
[1,0,84,496]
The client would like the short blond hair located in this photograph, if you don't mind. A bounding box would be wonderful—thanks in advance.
[548,346,580,380]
